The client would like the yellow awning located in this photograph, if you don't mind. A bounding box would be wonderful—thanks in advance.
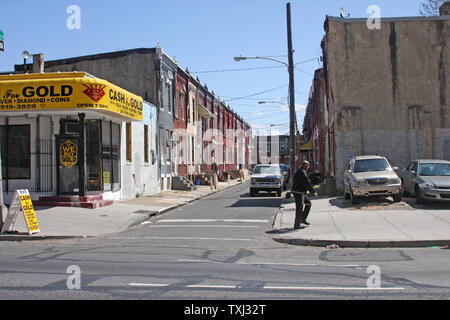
[300,140,312,151]
[0,72,143,121]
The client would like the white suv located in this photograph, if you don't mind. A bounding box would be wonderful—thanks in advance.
[343,155,402,204]
[250,164,283,197]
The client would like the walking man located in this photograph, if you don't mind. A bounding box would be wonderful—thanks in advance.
[291,161,318,230]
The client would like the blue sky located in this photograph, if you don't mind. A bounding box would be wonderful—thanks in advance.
[0,0,426,133]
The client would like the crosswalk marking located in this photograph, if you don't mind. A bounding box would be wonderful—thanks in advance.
[156,219,269,223]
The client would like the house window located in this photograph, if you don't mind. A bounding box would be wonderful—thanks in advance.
[180,93,185,120]
[126,122,132,162]
[0,125,31,179]
[144,125,149,164]
[166,130,171,162]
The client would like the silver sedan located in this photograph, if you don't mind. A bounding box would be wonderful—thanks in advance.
[398,159,450,204]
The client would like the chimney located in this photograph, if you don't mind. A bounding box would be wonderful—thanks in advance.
[32,53,44,73]
[440,1,450,15]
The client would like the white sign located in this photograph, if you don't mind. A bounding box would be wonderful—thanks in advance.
[1,189,40,235]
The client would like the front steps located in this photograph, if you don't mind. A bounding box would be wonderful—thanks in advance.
[172,176,197,191]
[34,195,114,209]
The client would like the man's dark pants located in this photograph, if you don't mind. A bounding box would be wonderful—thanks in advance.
[294,193,311,229]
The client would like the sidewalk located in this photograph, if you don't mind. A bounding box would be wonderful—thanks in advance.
[0,179,246,241]
[271,195,450,248]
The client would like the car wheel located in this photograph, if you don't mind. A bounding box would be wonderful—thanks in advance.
[277,188,282,197]
[415,185,424,204]
[393,193,402,202]
[350,188,359,205]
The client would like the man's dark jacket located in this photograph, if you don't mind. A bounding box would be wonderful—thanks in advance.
[292,168,315,194]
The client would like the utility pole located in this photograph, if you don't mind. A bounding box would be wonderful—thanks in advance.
[286,2,296,190]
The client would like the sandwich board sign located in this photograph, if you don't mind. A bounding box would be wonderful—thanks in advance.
[1,189,40,235]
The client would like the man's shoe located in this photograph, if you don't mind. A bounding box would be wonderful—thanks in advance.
[302,221,310,225]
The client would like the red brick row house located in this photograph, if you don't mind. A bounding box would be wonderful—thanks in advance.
[174,67,251,184]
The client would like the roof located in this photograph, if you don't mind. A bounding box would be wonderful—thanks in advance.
[326,15,450,24]
[414,159,450,164]
[44,48,156,67]
[353,155,386,160]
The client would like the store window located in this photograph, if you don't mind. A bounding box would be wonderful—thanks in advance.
[0,125,31,179]
[102,121,121,192]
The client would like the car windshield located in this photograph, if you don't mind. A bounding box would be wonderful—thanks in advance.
[254,166,280,174]
[418,163,450,176]
[354,159,390,173]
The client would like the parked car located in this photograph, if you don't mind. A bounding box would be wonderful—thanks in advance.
[398,159,450,204]
[277,163,290,189]
[250,164,283,197]
[343,155,402,204]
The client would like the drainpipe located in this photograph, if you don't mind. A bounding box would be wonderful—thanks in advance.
[0,143,6,229]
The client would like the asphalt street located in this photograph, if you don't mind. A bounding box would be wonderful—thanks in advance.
[0,181,449,304]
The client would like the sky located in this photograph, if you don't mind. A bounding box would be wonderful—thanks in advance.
[0,0,427,134]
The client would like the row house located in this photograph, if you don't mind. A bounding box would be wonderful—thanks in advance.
[303,68,328,182]
[304,2,450,190]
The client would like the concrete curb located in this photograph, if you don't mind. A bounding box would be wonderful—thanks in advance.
[272,237,450,248]
[0,234,89,242]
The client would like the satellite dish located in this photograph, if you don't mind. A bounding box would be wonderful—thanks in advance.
[22,50,31,59]
[340,6,350,18]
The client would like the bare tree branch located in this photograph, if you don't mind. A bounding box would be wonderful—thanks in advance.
[419,0,446,16]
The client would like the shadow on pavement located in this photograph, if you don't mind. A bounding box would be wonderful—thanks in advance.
[228,198,283,208]
[266,227,296,234]
[328,196,450,210]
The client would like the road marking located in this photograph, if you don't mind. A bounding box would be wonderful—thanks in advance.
[108,236,256,242]
[177,259,361,268]
[157,219,269,223]
[263,286,405,291]
[145,225,260,228]
[128,283,405,291]
[129,283,169,287]
[186,284,238,289]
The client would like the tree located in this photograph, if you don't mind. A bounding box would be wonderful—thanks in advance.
[419,0,446,16]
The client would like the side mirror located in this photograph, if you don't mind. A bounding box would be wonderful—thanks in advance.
[411,171,416,175]
[392,167,399,171]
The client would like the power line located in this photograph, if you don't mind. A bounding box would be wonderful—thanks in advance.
[190,57,319,74]
[222,84,289,102]
[191,65,284,74]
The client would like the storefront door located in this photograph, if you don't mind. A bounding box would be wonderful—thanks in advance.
[56,135,80,195]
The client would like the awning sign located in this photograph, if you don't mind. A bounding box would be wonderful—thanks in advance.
[60,140,78,168]
[1,189,40,235]
[0,74,143,120]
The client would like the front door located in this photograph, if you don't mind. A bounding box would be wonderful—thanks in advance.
[56,135,80,195]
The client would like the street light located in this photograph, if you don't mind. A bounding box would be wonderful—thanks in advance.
[22,50,31,73]
[233,55,288,67]
[233,2,297,191]
[258,100,287,105]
